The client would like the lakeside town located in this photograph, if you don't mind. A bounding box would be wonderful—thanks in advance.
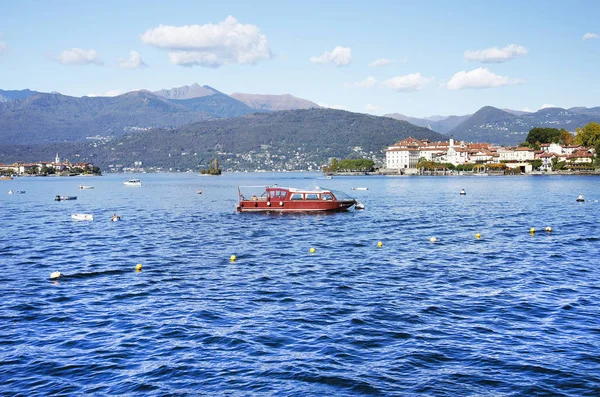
[0,153,100,177]
[2,125,599,176]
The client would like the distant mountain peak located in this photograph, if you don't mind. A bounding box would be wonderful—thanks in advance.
[153,84,217,100]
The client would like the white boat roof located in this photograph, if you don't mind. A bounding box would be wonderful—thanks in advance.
[239,185,332,194]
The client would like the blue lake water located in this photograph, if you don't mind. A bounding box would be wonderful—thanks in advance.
[1,173,600,396]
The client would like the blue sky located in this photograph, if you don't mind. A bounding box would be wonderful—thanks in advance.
[1,0,599,117]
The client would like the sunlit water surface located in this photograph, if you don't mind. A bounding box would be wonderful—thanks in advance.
[1,173,599,396]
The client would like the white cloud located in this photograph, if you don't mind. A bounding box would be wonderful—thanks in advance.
[464,44,527,63]
[365,104,381,113]
[583,33,599,40]
[310,46,352,66]
[141,16,272,67]
[383,73,433,92]
[119,50,147,69]
[317,103,349,110]
[87,89,125,97]
[0,41,6,54]
[446,67,522,90]
[57,48,102,65]
[368,58,391,67]
[343,76,378,88]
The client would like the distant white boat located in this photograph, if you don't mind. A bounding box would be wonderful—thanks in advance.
[352,187,369,191]
[124,179,142,187]
[460,189,466,195]
[576,193,585,202]
[8,190,13,195]
[110,214,121,222]
[79,185,94,189]
[72,213,93,221]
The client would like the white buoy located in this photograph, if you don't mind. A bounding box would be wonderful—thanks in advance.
[50,271,61,279]
[429,237,437,243]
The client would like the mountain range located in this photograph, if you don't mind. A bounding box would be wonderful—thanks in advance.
[1,84,600,169]
[386,106,600,145]
[0,108,443,171]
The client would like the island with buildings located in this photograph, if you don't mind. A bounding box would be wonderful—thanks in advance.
[0,154,100,176]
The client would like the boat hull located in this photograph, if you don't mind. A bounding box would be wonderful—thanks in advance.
[237,199,356,213]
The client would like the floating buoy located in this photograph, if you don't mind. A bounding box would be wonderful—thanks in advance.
[530,228,535,234]
[429,237,437,243]
[135,263,142,272]
[545,226,552,232]
[309,247,315,253]
[377,241,383,248]
[475,233,481,239]
[50,271,61,279]
[230,255,236,262]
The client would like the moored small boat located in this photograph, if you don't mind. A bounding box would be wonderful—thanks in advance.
[576,193,585,202]
[79,185,94,189]
[1,176,13,180]
[124,179,142,187]
[352,187,369,191]
[460,189,466,195]
[110,214,121,222]
[236,185,356,213]
[72,213,93,221]
[56,195,77,201]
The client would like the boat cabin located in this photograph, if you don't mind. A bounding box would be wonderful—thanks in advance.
[236,185,355,212]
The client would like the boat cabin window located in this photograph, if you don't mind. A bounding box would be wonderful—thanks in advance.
[270,190,287,199]
[290,193,303,200]
[322,193,334,200]
[305,193,319,200]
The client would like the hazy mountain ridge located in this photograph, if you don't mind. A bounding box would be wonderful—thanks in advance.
[152,83,216,99]
[0,89,40,103]
[447,106,600,145]
[0,89,261,145]
[230,93,321,111]
[383,113,471,134]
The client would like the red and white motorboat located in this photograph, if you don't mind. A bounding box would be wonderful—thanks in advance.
[236,185,357,212]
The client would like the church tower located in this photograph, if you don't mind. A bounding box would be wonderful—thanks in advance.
[55,153,60,164]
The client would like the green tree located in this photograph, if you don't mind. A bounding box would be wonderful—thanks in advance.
[27,165,39,175]
[329,158,339,172]
[525,127,562,146]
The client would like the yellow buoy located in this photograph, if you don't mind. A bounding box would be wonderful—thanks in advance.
[530,227,535,234]
[50,271,61,279]
[135,263,142,272]
[309,247,315,253]
[230,255,236,262]
[545,226,552,232]
[429,237,437,243]
[377,241,383,248]
[475,233,481,239]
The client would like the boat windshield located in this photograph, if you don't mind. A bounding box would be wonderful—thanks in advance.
[329,189,354,201]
